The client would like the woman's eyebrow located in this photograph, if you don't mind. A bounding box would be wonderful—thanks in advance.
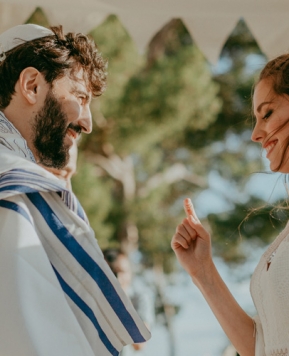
[253,101,273,122]
[256,101,273,113]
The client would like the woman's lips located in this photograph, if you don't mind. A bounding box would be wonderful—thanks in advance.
[264,140,278,157]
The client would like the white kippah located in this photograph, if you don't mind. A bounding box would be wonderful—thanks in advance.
[0,24,54,61]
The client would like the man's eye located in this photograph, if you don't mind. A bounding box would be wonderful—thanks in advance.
[263,110,273,120]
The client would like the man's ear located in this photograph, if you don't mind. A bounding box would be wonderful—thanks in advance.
[18,67,45,105]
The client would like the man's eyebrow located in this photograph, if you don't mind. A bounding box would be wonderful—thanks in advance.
[71,88,91,101]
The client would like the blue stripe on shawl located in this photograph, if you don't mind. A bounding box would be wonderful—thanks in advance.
[0,199,32,223]
[0,171,87,223]
[26,192,145,343]
[0,184,39,194]
[0,169,64,191]
[76,197,86,221]
[52,266,119,356]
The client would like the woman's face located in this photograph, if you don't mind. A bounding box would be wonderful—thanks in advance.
[252,78,289,173]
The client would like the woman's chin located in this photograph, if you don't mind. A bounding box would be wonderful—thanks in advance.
[270,162,289,173]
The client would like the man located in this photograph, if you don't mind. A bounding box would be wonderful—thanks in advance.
[0,24,150,356]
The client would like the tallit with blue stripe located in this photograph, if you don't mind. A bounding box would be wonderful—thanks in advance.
[0,112,150,356]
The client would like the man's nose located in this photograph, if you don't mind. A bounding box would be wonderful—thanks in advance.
[79,105,92,134]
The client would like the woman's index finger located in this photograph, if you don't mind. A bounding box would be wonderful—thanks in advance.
[184,198,197,219]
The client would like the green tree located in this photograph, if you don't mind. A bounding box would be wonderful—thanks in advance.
[25,7,50,28]
[73,17,221,269]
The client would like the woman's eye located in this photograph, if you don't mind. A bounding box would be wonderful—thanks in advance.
[263,110,273,120]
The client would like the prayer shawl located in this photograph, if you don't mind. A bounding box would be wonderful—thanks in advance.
[0,112,150,356]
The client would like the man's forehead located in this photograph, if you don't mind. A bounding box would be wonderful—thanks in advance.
[69,67,92,94]
[71,67,86,80]
[53,68,91,95]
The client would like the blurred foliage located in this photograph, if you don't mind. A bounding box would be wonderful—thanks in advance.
[90,16,144,115]
[74,16,222,271]
[188,19,266,149]
[71,153,115,248]
[28,10,287,268]
[25,7,50,28]
[208,197,289,262]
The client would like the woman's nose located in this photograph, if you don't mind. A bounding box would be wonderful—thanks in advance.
[251,121,264,143]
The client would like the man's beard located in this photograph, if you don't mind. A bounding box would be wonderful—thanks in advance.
[32,89,71,169]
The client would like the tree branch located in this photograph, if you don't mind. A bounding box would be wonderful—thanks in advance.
[139,163,206,197]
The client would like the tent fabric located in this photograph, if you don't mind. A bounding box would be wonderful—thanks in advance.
[0,0,288,63]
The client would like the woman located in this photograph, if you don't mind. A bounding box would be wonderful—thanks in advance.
[171,54,289,356]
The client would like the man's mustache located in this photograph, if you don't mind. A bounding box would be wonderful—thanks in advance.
[67,123,82,135]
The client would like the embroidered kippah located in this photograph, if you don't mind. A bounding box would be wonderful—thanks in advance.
[0,24,54,62]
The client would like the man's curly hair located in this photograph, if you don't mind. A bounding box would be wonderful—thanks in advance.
[0,25,107,109]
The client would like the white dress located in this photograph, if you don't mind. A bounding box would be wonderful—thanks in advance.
[251,222,289,356]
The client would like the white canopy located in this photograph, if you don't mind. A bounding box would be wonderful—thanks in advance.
[0,0,289,63]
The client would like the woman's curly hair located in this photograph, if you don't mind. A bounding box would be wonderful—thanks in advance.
[0,25,107,108]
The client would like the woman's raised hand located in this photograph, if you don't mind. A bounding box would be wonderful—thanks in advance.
[172,199,255,356]
[171,198,213,281]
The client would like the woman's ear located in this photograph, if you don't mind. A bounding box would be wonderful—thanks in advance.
[18,67,44,105]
